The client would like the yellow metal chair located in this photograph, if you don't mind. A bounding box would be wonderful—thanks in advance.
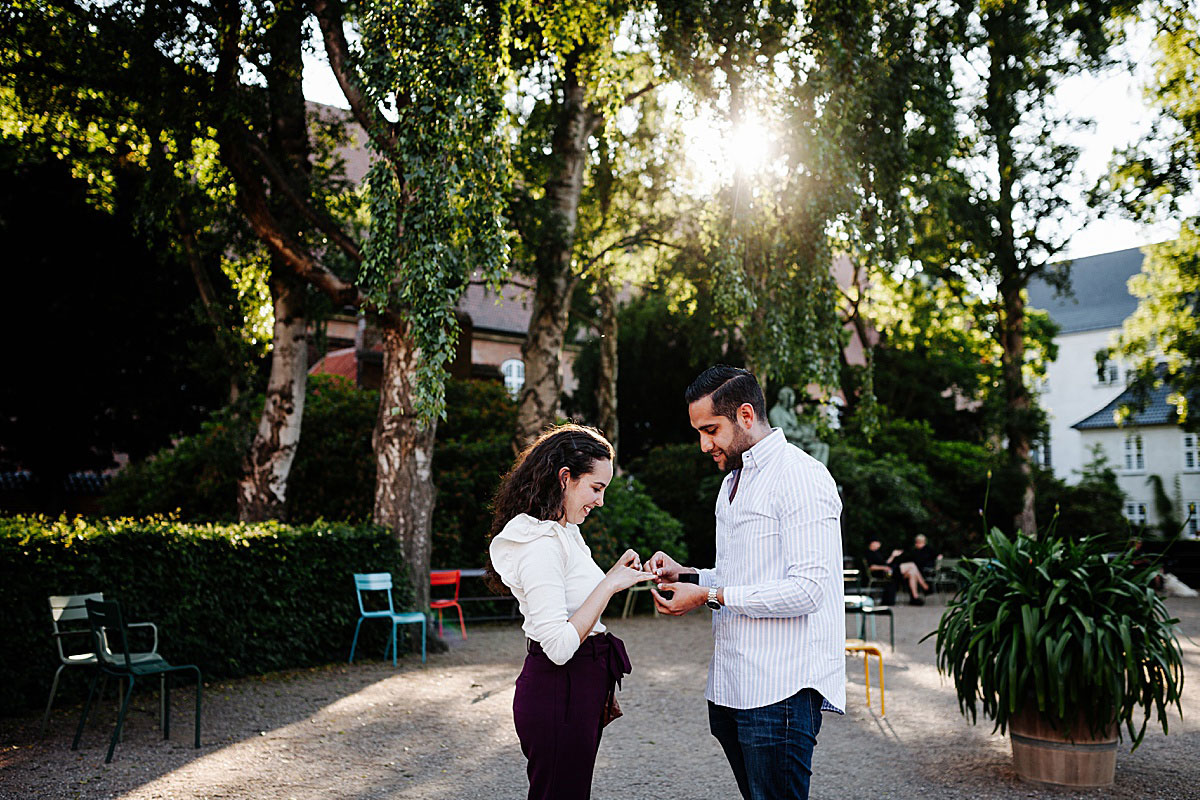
[845,639,885,715]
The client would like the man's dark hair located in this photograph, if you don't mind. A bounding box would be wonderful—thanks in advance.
[685,365,767,423]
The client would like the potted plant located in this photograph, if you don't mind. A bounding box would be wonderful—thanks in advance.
[931,528,1185,787]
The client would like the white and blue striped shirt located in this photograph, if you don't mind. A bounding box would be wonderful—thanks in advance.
[696,428,846,713]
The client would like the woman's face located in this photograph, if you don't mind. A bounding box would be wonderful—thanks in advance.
[559,458,613,526]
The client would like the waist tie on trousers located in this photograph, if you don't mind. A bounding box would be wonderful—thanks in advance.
[526,633,631,723]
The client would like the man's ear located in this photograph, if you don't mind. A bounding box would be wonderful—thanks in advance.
[737,402,756,429]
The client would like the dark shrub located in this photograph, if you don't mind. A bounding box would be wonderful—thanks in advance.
[628,443,723,566]
[0,516,408,715]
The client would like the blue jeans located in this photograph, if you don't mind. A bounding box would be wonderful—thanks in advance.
[708,688,824,800]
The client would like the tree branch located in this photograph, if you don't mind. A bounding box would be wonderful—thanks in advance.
[311,0,400,159]
[212,0,363,310]
[241,134,362,263]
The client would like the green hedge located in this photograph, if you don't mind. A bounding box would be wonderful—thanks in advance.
[0,516,410,716]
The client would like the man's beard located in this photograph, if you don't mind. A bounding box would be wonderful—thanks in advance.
[722,426,755,471]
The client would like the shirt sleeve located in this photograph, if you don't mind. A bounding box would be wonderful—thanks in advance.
[721,466,842,619]
[512,536,582,665]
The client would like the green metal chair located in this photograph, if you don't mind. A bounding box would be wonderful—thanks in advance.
[42,593,159,736]
[71,598,201,763]
[349,573,426,665]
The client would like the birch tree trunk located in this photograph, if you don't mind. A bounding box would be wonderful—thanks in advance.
[238,274,307,521]
[373,317,438,616]
[235,0,314,522]
[514,57,600,448]
[597,279,619,459]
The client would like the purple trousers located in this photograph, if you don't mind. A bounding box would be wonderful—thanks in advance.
[513,632,631,800]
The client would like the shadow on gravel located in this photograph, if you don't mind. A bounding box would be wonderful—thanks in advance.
[0,621,529,800]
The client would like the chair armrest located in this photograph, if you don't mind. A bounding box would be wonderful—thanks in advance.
[52,629,93,638]
[127,621,159,653]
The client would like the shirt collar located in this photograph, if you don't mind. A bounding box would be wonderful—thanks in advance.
[741,428,787,471]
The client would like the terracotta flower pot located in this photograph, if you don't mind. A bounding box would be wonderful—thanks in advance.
[1009,707,1117,788]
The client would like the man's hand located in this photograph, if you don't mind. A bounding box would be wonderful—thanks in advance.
[644,550,692,583]
[650,582,707,616]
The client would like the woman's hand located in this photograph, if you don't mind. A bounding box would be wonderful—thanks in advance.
[605,549,656,592]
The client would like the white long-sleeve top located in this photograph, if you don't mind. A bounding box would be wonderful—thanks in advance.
[489,513,606,665]
[696,428,846,712]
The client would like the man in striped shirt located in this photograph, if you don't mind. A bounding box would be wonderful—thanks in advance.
[648,365,845,800]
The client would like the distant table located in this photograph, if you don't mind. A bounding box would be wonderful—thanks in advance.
[430,567,517,622]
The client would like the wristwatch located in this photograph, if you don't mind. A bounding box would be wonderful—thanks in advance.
[706,587,722,610]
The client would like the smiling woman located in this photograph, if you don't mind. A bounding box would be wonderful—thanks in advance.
[481,423,654,800]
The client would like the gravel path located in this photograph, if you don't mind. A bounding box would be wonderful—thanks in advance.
[3,597,1200,800]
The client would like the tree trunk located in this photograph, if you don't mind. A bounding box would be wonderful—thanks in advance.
[238,274,307,520]
[236,0,315,522]
[373,317,438,616]
[514,56,599,449]
[1001,282,1037,535]
[597,278,619,459]
[988,14,1036,537]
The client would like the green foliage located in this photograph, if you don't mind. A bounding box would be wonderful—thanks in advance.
[102,377,519,563]
[101,375,372,522]
[865,276,1058,445]
[430,380,517,568]
[569,291,743,461]
[931,529,1184,749]
[583,475,688,569]
[99,377,686,573]
[285,377,379,523]
[654,0,961,392]
[0,516,411,715]
[829,443,934,559]
[1146,474,1182,540]
[1110,229,1200,433]
[627,443,725,566]
[1031,448,1129,546]
[906,0,1137,522]
[355,0,512,424]
[834,417,995,557]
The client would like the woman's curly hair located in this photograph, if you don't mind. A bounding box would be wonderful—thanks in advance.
[483,424,614,595]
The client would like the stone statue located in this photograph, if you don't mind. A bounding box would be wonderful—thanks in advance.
[768,386,830,465]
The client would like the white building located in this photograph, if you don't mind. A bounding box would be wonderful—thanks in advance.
[1028,246,1199,536]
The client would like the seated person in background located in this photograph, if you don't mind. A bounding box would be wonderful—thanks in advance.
[865,539,902,606]
[896,534,939,606]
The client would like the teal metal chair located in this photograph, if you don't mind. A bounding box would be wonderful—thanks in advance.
[71,599,202,763]
[349,573,426,665]
[42,593,160,736]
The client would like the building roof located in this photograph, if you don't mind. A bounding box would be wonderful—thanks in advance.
[459,279,535,336]
[309,347,357,380]
[1072,371,1187,430]
[1026,246,1145,334]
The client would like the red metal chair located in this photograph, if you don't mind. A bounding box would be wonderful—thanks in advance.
[429,570,467,639]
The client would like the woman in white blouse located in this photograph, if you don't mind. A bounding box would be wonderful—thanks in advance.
[485,424,652,800]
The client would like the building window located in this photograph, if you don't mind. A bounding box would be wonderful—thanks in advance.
[1095,354,1120,386]
[1123,434,1144,472]
[1124,502,1147,526]
[500,359,525,398]
[1185,433,1198,472]
[1185,501,1198,539]
[1032,433,1052,468]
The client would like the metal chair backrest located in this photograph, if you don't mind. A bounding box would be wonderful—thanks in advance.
[429,570,461,602]
[353,572,395,614]
[84,598,132,670]
[48,593,104,661]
